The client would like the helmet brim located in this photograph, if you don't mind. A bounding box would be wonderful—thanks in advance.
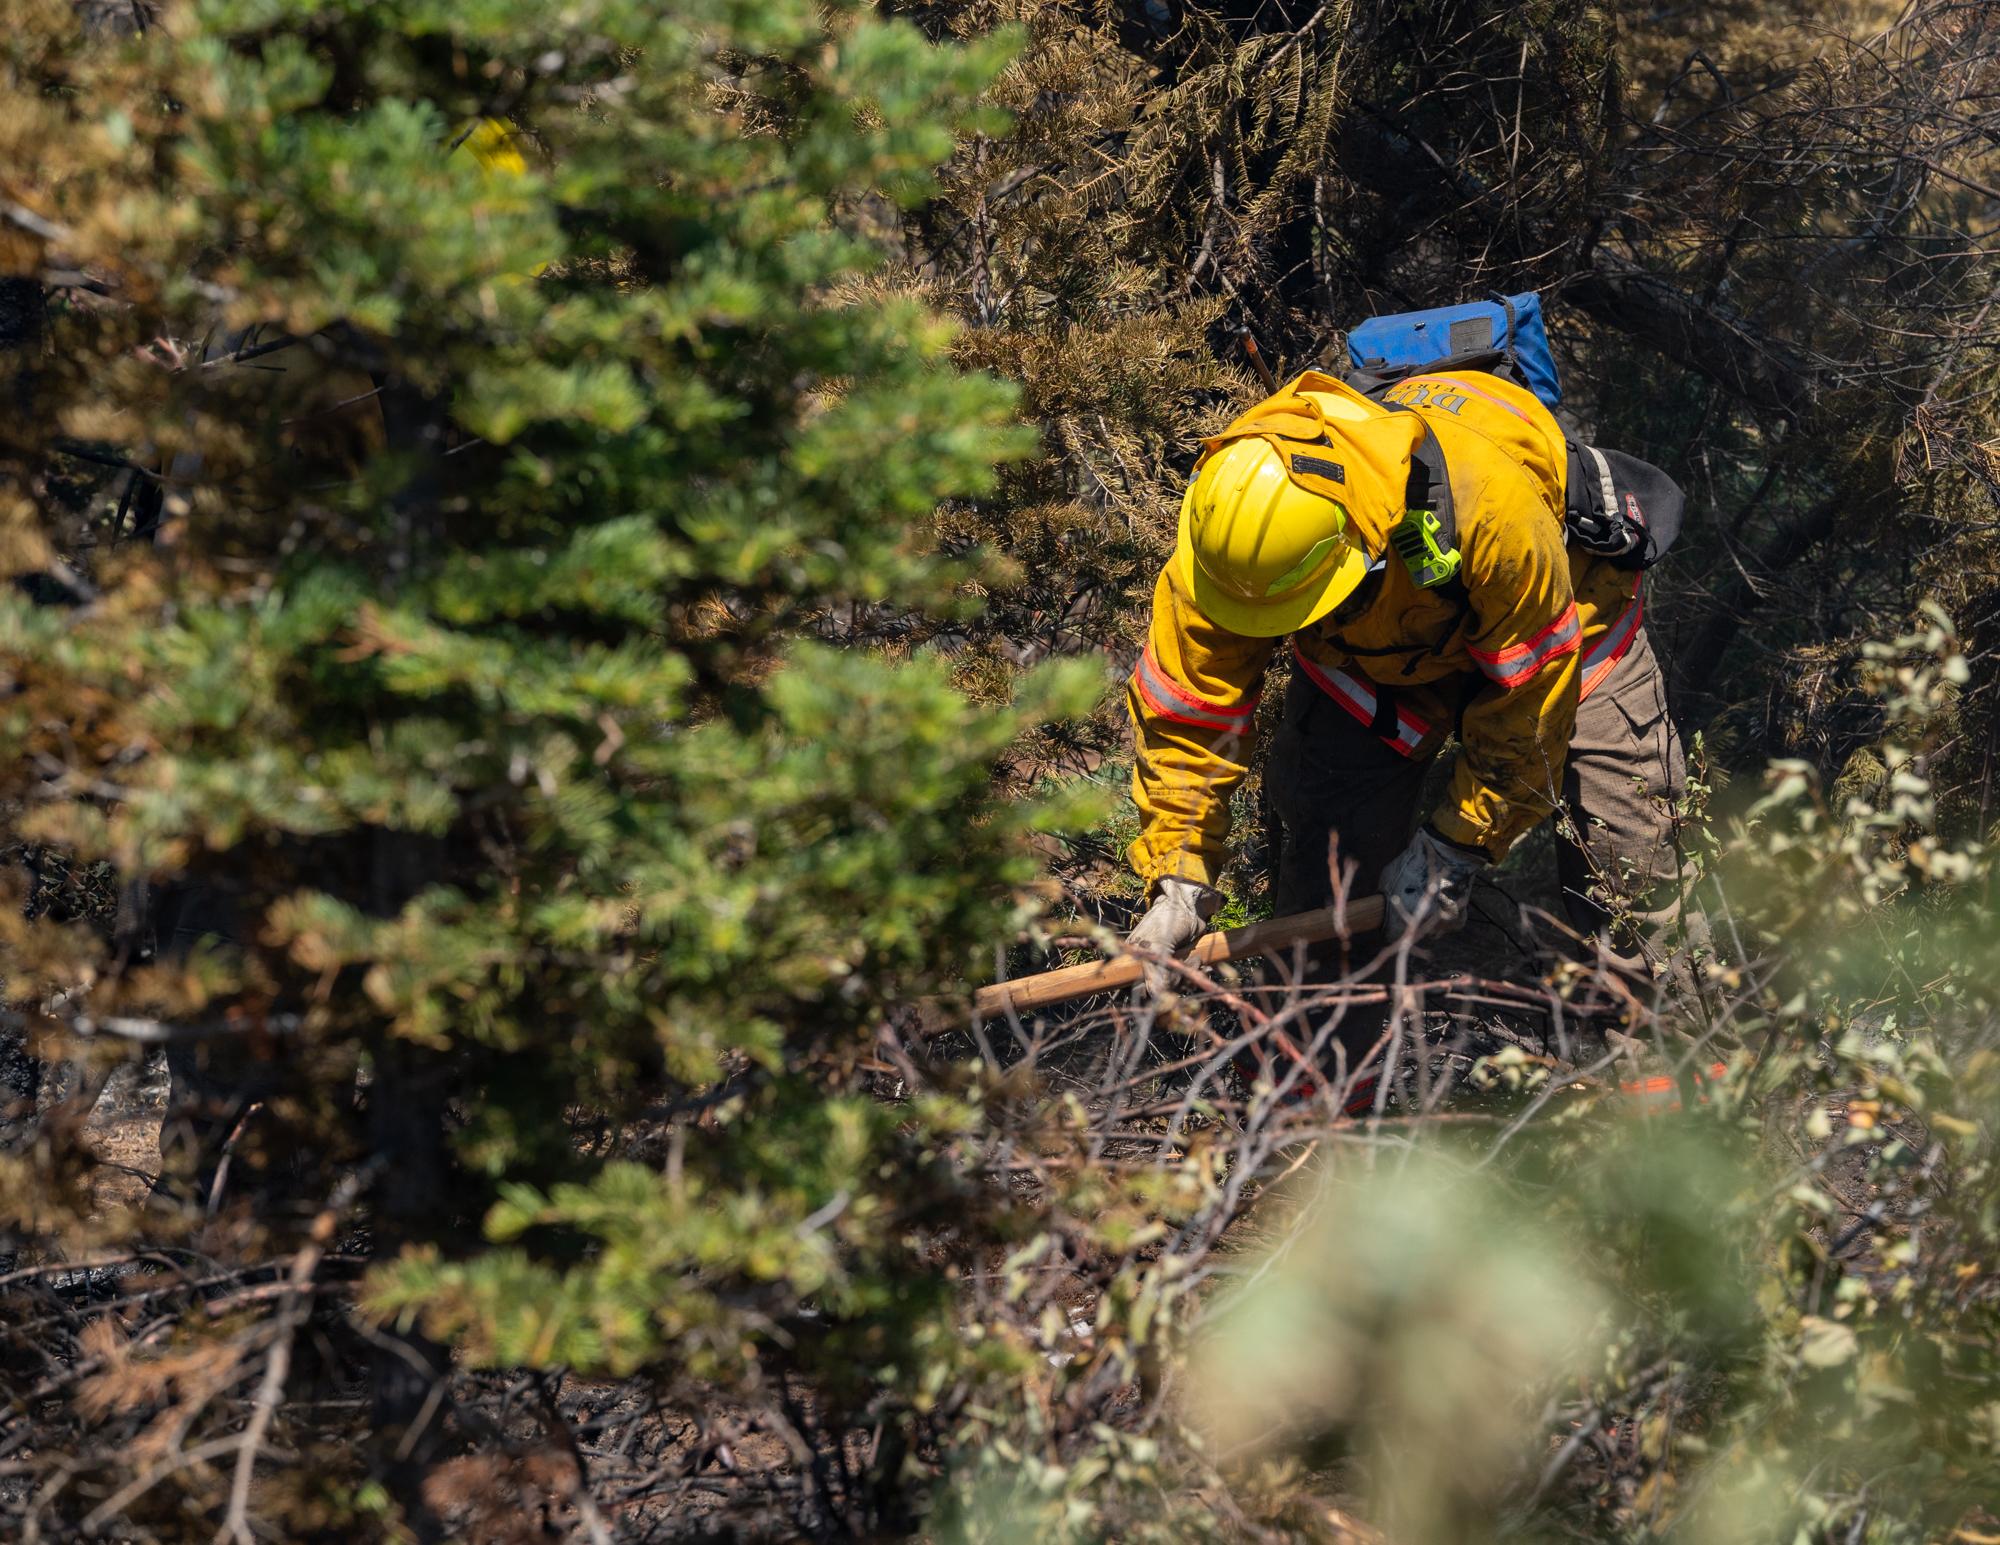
[1172,494,1372,639]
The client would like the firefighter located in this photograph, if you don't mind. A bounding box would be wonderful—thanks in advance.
[1123,366,1694,995]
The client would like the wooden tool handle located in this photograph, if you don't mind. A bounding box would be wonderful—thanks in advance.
[969,895,1385,1019]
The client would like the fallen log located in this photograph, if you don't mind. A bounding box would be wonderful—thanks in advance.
[968,895,1386,1020]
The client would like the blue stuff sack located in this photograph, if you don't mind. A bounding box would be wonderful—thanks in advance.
[1346,292,1563,409]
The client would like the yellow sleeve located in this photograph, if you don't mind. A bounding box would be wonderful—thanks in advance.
[1126,565,1277,891]
[1430,479,1582,860]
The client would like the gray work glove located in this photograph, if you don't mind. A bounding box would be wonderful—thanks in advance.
[1379,827,1488,941]
[1127,876,1222,960]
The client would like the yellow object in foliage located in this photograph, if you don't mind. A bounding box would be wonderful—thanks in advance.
[149,117,536,508]
[1127,368,1645,886]
[458,117,530,177]
[455,117,552,285]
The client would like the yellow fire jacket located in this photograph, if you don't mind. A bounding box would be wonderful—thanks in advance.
[1126,369,1645,890]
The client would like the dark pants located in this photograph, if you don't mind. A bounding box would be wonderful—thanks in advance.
[1266,627,1697,985]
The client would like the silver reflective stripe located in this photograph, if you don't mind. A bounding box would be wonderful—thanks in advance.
[1584,598,1641,670]
[1585,443,1617,519]
[1579,596,1645,698]
[1134,648,1254,733]
[1468,602,1582,687]
[1293,651,1427,755]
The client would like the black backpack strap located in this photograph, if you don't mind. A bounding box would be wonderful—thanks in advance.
[1370,684,1402,740]
[1387,416,1473,662]
[1405,426,1455,557]
[1346,347,1510,402]
[1379,409,1467,600]
[1488,292,1527,390]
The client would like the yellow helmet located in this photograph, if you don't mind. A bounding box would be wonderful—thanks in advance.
[1173,436,1372,637]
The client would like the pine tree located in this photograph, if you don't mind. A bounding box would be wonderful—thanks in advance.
[0,0,1096,1532]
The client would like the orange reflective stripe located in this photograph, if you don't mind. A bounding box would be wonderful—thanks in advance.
[1133,643,1258,734]
[1579,595,1644,700]
[1467,601,1581,688]
[1293,650,1429,756]
[1620,1061,1729,1112]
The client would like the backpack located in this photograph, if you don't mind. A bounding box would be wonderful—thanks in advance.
[1342,293,1684,576]
[1347,292,1564,409]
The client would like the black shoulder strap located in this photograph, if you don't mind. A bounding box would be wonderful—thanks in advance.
[1348,347,1539,408]
[1405,423,1455,555]
[1382,407,1470,608]
[1489,292,1531,394]
[1380,405,1458,556]
[1347,348,1511,401]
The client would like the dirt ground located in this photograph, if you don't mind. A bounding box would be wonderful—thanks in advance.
[77,1050,170,1213]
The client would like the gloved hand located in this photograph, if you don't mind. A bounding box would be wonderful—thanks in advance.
[1127,876,1222,960]
[1379,826,1488,941]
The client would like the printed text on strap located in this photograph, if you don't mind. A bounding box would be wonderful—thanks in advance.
[1388,373,1534,424]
